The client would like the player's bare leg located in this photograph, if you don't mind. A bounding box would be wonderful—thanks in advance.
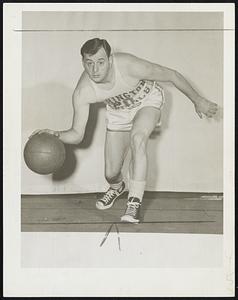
[96,130,130,209]
[121,107,161,223]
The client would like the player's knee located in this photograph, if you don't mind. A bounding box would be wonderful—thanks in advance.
[130,131,148,154]
[105,169,121,184]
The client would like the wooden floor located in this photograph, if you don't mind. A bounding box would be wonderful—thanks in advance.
[21,191,223,234]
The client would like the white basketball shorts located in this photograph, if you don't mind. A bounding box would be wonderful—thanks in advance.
[106,81,165,131]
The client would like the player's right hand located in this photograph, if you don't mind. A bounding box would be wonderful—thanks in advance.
[29,129,59,139]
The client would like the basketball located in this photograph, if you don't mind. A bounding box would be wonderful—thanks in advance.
[24,133,66,175]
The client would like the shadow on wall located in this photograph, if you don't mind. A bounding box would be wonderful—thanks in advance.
[53,102,104,181]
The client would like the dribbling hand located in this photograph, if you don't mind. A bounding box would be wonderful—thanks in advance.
[29,129,59,139]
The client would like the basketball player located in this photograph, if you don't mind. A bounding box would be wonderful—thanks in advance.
[32,38,218,223]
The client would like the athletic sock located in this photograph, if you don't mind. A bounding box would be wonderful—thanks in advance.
[128,180,146,202]
[110,181,124,190]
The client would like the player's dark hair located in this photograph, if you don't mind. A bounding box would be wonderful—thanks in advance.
[81,38,111,58]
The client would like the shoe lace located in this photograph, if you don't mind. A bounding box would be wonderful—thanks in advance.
[102,188,117,204]
[126,202,140,216]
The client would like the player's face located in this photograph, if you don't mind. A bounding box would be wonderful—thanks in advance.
[83,47,112,83]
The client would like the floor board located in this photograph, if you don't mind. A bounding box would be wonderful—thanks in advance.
[21,192,223,234]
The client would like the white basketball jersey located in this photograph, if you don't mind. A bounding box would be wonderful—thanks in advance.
[88,55,163,111]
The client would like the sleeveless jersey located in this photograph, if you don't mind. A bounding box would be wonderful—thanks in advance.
[88,55,162,111]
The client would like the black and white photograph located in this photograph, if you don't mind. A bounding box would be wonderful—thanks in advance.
[3,3,235,297]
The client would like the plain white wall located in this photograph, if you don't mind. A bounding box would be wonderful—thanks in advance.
[21,12,223,194]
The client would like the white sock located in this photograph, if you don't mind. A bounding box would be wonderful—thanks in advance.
[128,180,146,202]
[110,181,123,190]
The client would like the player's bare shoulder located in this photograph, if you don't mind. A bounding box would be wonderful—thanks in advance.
[114,52,143,83]
[73,72,97,105]
[114,52,137,68]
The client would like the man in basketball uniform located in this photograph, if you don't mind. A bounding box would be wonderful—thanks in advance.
[33,38,218,223]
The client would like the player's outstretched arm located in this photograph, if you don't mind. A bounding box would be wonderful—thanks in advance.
[165,70,218,119]
[120,53,218,119]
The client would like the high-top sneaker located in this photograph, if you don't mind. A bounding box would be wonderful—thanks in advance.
[121,197,141,223]
[96,182,125,210]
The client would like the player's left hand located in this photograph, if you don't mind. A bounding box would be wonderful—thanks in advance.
[194,96,218,119]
